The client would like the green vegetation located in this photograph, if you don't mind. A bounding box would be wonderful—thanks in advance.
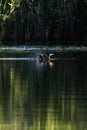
[0,0,87,44]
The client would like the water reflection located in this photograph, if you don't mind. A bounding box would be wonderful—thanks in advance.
[0,55,87,130]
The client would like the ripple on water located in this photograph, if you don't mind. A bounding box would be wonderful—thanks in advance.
[0,46,87,52]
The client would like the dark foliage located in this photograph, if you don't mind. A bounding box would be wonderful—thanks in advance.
[0,0,87,44]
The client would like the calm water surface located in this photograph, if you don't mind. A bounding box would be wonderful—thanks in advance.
[0,46,87,130]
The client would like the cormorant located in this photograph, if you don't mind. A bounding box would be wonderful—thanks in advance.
[39,53,54,63]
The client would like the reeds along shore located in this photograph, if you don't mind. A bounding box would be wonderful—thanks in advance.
[0,0,87,44]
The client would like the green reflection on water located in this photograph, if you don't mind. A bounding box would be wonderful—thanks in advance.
[0,57,87,130]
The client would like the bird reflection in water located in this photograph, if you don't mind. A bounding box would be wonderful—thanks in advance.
[38,53,54,68]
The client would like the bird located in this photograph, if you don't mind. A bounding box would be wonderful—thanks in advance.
[38,53,54,63]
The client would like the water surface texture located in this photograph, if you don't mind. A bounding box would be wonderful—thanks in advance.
[0,46,87,130]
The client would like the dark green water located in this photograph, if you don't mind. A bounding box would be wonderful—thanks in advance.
[0,47,87,130]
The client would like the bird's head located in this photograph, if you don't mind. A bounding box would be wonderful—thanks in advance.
[49,53,54,57]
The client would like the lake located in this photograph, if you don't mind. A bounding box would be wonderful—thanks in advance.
[0,46,87,130]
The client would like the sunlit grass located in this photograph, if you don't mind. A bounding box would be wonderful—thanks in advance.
[0,14,9,21]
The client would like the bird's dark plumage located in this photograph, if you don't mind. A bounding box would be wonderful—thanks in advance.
[38,53,54,63]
